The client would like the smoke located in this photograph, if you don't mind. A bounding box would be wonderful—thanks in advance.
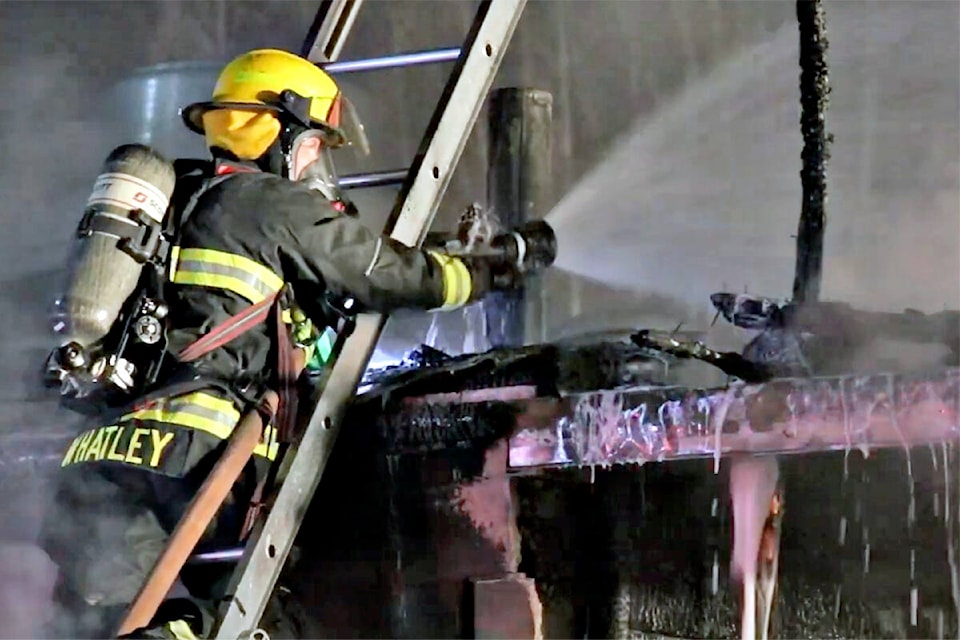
[0,37,127,640]
[0,542,58,639]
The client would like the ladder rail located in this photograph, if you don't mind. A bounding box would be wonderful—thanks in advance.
[301,0,364,62]
[212,1,527,636]
[383,1,524,246]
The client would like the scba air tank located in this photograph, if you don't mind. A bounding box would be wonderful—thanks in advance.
[52,143,177,351]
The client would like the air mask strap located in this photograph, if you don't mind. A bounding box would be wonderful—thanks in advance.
[279,122,308,179]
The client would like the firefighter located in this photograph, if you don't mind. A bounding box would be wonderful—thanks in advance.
[39,49,552,639]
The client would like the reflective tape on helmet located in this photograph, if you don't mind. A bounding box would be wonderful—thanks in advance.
[170,247,284,304]
[427,250,473,310]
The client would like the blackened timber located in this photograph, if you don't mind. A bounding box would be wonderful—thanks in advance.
[375,368,960,466]
[792,0,832,304]
[485,88,554,347]
[358,337,674,406]
[631,329,774,383]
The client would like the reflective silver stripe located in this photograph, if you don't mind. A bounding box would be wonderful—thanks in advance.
[170,247,284,305]
[364,237,384,276]
[174,259,281,303]
[123,392,241,440]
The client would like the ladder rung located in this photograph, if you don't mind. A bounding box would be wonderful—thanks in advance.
[188,547,244,565]
[340,168,408,189]
[323,47,460,74]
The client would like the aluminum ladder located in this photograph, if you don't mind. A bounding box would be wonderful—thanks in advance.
[212,1,528,637]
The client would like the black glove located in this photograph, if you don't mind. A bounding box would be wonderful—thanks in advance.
[463,256,523,297]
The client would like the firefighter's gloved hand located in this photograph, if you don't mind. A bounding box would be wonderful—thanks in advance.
[463,256,523,296]
[489,261,524,292]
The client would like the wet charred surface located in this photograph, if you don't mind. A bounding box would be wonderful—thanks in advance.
[371,365,960,468]
[525,368,960,467]
[360,340,960,638]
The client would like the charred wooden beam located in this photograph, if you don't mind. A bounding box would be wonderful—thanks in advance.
[792,0,832,304]
[712,293,959,347]
[513,368,960,468]
[377,368,960,468]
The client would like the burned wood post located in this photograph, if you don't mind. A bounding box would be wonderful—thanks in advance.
[486,87,553,347]
[793,0,832,304]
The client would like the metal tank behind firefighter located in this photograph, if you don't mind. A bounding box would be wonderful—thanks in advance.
[37,48,556,640]
[46,144,178,409]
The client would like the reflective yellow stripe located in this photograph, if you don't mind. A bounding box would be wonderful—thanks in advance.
[173,271,267,304]
[168,245,181,277]
[166,619,200,640]
[427,250,473,310]
[123,391,239,440]
[254,423,280,459]
[170,247,284,304]
[121,391,278,461]
[188,391,240,416]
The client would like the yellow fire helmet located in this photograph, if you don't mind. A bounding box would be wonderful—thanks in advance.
[180,49,368,161]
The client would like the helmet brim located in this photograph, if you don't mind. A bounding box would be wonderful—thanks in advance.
[180,101,348,148]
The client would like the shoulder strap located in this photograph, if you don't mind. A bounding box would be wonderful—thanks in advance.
[166,160,210,238]
[170,173,236,241]
[176,292,279,363]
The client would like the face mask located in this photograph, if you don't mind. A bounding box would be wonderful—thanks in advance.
[298,148,343,202]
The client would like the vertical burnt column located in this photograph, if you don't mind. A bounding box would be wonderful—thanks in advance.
[486,88,553,347]
[792,0,832,303]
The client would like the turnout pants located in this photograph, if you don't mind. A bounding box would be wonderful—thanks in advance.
[39,464,246,639]
[39,380,305,638]
[39,387,273,637]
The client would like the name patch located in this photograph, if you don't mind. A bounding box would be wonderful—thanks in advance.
[61,425,175,469]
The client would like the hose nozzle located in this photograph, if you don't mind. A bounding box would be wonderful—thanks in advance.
[498,220,557,272]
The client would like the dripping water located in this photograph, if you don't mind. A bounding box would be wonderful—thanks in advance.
[888,377,919,629]
[711,496,720,597]
[943,441,960,638]
[841,377,852,481]
[712,550,720,597]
